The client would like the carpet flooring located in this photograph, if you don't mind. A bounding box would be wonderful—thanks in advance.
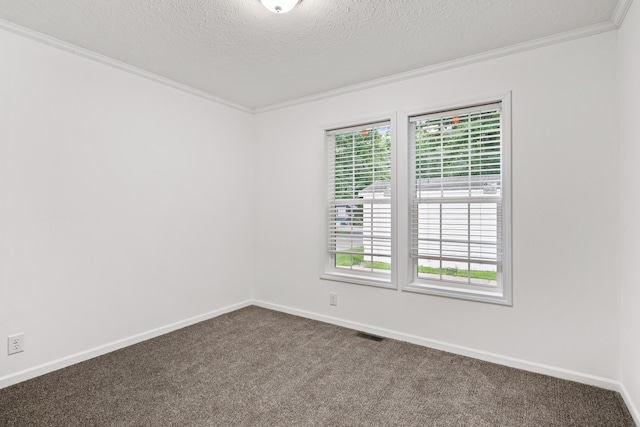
[0,306,634,426]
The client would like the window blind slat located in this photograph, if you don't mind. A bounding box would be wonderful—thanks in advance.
[410,104,502,286]
[328,122,393,271]
[410,102,502,122]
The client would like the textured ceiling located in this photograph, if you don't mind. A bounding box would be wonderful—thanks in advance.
[0,0,622,110]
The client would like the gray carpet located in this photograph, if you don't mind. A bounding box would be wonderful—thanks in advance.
[0,306,634,426]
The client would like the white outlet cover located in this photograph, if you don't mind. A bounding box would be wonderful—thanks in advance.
[329,293,338,306]
[8,333,24,355]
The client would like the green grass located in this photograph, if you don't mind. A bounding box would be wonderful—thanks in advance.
[418,265,496,281]
[335,247,364,266]
[359,261,496,280]
[339,250,496,281]
[363,261,391,270]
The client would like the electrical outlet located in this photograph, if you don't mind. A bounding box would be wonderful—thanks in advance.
[8,334,24,355]
[329,292,338,306]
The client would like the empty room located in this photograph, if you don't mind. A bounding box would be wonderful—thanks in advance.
[0,0,639,425]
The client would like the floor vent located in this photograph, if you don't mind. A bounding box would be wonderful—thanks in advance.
[356,332,384,342]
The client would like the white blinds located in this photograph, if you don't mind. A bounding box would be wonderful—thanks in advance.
[327,121,392,273]
[410,103,502,286]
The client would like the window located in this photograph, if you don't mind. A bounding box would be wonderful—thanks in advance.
[406,100,511,304]
[321,120,395,288]
[320,95,511,304]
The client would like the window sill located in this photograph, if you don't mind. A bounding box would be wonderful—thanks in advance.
[321,271,396,289]
[403,281,511,306]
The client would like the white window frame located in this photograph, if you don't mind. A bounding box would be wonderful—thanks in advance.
[401,92,512,305]
[320,114,398,289]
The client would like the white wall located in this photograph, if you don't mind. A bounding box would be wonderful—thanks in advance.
[620,0,640,415]
[253,32,621,380]
[0,11,631,402]
[0,29,254,382]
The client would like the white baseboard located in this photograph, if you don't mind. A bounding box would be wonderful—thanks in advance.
[620,383,640,426]
[0,300,252,390]
[3,297,638,425]
[254,300,640,422]
[252,300,622,391]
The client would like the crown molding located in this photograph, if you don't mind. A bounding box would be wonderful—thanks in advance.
[0,19,252,114]
[254,20,618,113]
[612,0,634,28]
[1,4,629,116]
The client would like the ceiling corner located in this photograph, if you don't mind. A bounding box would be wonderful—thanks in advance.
[611,0,634,27]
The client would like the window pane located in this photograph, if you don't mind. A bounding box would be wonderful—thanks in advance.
[328,122,392,274]
[469,262,498,286]
[412,105,502,288]
[333,125,391,200]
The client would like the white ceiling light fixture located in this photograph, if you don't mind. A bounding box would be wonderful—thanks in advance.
[260,0,301,14]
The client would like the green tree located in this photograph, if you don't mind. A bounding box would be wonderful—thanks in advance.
[333,125,391,200]
[415,109,500,180]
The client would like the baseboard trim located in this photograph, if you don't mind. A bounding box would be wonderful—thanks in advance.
[3,298,638,424]
[620,383,640,425]
[254,300,640,420]
[252,300,621,391]
[0,300,252,390]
